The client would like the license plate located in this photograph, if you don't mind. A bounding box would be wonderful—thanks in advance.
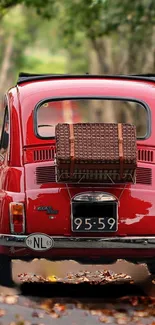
[72,201,117,232]
[72,216,117,232]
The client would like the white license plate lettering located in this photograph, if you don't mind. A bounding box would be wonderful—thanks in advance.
[74,218,83,229]
[98,218,105,230]
[85,218,92,230]
[73,216,117,232]
[107,218,116,229]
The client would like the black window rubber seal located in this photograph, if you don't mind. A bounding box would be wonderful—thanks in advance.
[33,96,151,141]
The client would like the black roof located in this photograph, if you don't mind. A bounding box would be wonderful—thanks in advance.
[17,72,155,84]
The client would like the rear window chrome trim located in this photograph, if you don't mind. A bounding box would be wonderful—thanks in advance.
[34,96,151,140]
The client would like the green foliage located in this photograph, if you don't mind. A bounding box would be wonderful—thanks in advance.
[19,52,66,74]
[1,0,155,42]
[0,0,155,89]
[0,0,58,20]
[54,0,155,45]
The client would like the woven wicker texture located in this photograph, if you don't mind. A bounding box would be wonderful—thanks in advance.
[55,123,137,183]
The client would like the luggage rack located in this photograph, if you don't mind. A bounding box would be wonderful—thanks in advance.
[55,169,136,185]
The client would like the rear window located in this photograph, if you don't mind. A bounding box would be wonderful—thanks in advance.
[35,99,149,139]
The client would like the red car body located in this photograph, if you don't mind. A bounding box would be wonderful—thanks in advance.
[0,73,155,286]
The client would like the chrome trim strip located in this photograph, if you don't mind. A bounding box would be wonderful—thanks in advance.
[72,191,117,202]
[1,234,155,249]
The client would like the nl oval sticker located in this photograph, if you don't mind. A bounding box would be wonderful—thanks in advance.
[26,233,54,251]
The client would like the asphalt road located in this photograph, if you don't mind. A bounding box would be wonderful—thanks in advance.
[0,260,154,324]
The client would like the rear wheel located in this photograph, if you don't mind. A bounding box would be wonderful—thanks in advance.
[0,255,14,287]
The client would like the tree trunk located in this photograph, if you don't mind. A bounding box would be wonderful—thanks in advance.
[0,33,14,96]
[88,37,117,122]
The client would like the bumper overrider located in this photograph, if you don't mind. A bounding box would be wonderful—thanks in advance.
[0,234,155,249]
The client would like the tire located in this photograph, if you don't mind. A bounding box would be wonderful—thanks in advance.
[147,262,155,275]
[0,255,14,287]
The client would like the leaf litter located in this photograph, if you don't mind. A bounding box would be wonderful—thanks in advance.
[18,269,131,284]
[39,295,155,323]
[0,270,153,324]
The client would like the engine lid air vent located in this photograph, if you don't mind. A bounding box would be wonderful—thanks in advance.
[137,149,154,163]
[36,166,152,186]
[136,167,152,185]
[24,146,56,163]
[36,165,56,184]
[34,148,55,162]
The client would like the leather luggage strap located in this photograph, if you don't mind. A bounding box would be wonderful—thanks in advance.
[118,123,124,178]
[69,124,75,176]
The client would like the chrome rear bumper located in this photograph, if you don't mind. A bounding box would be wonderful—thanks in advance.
[0,234,155,249]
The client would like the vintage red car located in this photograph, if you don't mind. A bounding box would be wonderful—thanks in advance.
[0,72,155,287]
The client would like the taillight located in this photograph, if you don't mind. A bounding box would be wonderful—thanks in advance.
[9,202,25,234]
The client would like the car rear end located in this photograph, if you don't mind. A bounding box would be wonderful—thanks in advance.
[2,75,155,266]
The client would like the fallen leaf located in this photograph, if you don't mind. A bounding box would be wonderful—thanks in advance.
[116,317,129,324]
[99,315,110,323]
[32,311,39,318]
[54,303,66,312]
[46,275,57,282]
[114,312,129,323]
[50,311,60,318]
[101,309,114,316]
[0,309,5,317]
[0,296,4,303]
[5,295,18,304]
[90,310,102,316]
[134,310,148,317]
[131,297,139,306]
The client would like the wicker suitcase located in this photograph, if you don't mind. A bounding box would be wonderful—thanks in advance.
[55,123,137,183]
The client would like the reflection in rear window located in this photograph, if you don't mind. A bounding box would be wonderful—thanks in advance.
[36,99,148,138]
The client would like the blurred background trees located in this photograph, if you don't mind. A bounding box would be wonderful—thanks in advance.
[0,0,155,113]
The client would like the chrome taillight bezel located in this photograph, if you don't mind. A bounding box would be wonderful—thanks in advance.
[9,202,25,234]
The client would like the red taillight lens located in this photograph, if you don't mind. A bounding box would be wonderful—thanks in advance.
[13,214,23,225]
[9,203,25,234]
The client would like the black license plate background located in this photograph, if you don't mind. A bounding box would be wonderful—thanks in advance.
[72,202,117,232]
